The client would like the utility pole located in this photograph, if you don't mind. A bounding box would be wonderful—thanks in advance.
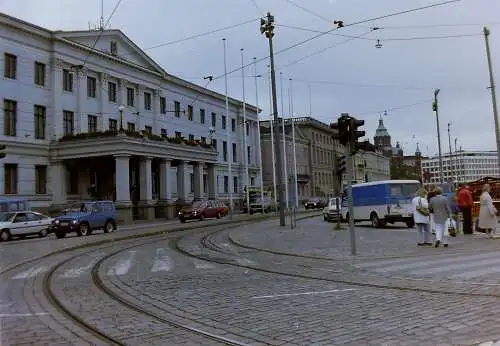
[447,122,453,186]
[454,138,459,184]
[433,89,444,184]
[484,27,500,174]
[261,13,286,226]
[346,120,356,256]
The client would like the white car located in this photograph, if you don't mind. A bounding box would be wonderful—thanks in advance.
[0,211,53,241]
[323,197,342,222]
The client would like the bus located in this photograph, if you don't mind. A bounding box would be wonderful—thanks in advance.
[340,179,421,228]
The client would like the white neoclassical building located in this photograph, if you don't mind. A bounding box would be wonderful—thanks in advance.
[0,13,261,220]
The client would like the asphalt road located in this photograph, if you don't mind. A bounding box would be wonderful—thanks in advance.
[2,215,500,345]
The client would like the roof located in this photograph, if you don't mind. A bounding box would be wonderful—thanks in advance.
[374,118,390,138]
[352,179,421,188]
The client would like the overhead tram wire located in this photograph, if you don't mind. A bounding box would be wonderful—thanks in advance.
[357,99,433,117]
[211,0,466,81]
[282,0,333,23]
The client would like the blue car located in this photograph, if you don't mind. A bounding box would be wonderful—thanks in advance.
[52,201,117,239]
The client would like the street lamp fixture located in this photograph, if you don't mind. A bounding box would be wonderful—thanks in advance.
[118,105,125,131]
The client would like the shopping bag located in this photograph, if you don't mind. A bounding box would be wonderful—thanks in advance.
[446,218,457,237]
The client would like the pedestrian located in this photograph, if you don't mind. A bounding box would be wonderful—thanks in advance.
[458,184,474,234]
[411,187,431,246]
[478,183,498,238]
[427,185,438,235]
[429,187,452,248]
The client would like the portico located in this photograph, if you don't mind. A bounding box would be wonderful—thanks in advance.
[50,131,218,222]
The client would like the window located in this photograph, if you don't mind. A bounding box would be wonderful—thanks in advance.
[250,177,255,186]
[3,99,16,137]
[232,143,237,162]
[222,141,228,161]
[4,53,16,79]
[231,118,236,132]
[87,76,96,98]
[4,164,17,194]
[126,87,135,106]
[88,115,97,133]
[110,40,118,55]
[223,176,229,193]
[200,109,205,124]
[201,136,206,143]
[212,139,217,150]
[247,146,251,164]
[108,82,117,102]
[144,126,152,134]
[174,101,181,117]
[34,62,45,86]
[222,115,226,129]
[144,92,151,110]
[233,176,238,193]
[188,134,194,141]
[127,122,135,132]
[63,69,73,92]
[109,118,117,132]
[160,97,166,114]
[190,173,194,193]
[203,174,208,193]
[175,131,182,138]
[246,122,250,136]
[63,110,74,135]
[161,128,167,137]
[34,105,46,139]
[35,165,47,194]
[187,105,193,121]
[211,112,216,126]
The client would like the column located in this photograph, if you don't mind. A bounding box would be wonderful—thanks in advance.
[99,72,108,131]
[208,163,217,200]
[159,159,172,200]
[114,155,131,203]
[139,157,153,202]
[77,67,88,133]
[193,162,204,200]
[50,58,64,139]
[49,162,67,205]
[177,161,187,201]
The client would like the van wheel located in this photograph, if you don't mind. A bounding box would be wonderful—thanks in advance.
[370,213,380,228]
[0,229,11,242]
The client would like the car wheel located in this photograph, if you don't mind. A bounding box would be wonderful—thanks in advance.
[323,215,327,221]
[0,229,11,242]
[199,214,205,221]
[216,212,222,219]
[55,230,66,239]
[180,218,186,223]
[78,223,90,236]
[38,228,48,238]
[104,221,114,233]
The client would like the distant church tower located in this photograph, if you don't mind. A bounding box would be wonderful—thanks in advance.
[374,116,392,156]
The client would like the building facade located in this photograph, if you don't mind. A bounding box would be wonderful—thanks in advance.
[352,150,391,184]
[0,13,260,220]
[421,150,500,185]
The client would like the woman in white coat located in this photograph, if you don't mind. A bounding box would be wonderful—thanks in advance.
[479,183,497,238]
[412,188,431,246]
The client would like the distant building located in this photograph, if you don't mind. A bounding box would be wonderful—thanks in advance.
[421,150,500,184]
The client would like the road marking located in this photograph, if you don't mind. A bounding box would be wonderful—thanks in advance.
[251,289,356,299]
[151,248,172,272]
[59,257,101,278]
[107,251,136,276]
[192,259,215,269]
[0,313,49,317]
[12,265,48,280]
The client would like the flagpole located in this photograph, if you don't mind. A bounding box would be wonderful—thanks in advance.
[254,57,265,205]
[241,48,250,214]
[290,78,298,208]
[268,65,277,206]
[279,72,289,209]
[223,38,233,219]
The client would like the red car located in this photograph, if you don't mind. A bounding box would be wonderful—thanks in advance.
[178,200,228,223]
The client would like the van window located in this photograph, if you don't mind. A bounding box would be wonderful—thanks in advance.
[390,183,420,197]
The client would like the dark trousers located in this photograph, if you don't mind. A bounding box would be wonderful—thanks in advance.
[461,206,473,234]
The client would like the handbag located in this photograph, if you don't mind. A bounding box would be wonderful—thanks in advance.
[447,218,457,237]
[416,198,430,216]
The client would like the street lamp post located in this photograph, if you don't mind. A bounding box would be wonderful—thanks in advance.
[433,89,444,184]
[118,105,124,131]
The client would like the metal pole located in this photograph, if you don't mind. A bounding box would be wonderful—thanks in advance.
[447,122,453,185]
[454,138,458,183]
[254,57,265,206]
[484,27,500,174]
[333,151,341,230]
[290,78,298,208]
[240,48,250,214]
[308,84,312,116]
[434,89,444,184]
[223,38,233,219]
[460,146,465,182]
[280,72,289,209]
[268,64,277,207]
[262,12,286,226]
[346,138,356,255]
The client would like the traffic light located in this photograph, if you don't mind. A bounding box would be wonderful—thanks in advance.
[0,145,6,159]
[330,116,350,145]
[349,117,365,154]
[432,100,438,112]
[335,154,346,178]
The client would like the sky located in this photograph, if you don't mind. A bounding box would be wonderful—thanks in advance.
[1,0,500,157]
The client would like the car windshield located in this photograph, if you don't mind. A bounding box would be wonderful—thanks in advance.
[191,201,205,209]
[0,212,16,222]
[66,202,95,213]
[329,198,339,206]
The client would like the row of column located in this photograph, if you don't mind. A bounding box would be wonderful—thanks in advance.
[114,155,217,204]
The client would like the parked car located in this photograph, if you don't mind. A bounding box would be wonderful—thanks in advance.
[0,211,53,241]
[323,197,342,222]
[178,200,228,223]
[249,197,277,214]
[51,201,117,238]
[304,198,326,210]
